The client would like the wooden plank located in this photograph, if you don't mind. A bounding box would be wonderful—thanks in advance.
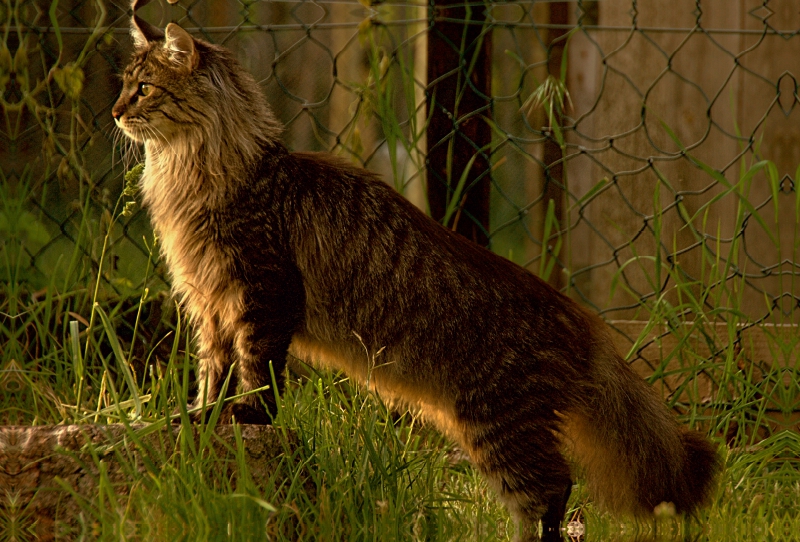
[733,1,800,321]
[571,1,749,318]
[566,3,602,300]
[487,2,549,267]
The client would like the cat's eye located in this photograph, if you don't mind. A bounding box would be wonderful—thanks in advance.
[137,83,153,97]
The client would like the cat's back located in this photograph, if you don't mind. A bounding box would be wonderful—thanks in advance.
[278,150,570,301]
[270,150,598,411]
[274,150,513,288]
[266,150,594,351]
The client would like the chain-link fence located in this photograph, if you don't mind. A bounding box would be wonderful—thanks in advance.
[3,1,799,432]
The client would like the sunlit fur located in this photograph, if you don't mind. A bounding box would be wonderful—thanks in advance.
[113,24,284,404]
[114,23,720,541]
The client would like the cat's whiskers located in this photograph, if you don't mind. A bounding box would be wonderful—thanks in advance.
[127,138,143,173]
[113,125,144,175]
[100,119,119,139]
[112,127,127,172]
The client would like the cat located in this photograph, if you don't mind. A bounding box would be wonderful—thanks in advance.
[112,19,720,541]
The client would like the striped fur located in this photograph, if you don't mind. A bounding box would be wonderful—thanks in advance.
[113,23,720,540]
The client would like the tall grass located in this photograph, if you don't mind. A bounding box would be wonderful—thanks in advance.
[606,139,799,535]
[4,149,796,539]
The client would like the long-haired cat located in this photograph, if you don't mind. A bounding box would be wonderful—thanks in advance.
[112,19,719,541]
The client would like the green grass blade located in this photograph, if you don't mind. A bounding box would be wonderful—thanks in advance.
[95,303,142,418]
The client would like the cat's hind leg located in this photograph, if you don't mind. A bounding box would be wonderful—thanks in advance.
[461,414,573,541]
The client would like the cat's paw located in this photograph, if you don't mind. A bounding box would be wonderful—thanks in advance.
[218,402,273,425]
[172,401,273,425]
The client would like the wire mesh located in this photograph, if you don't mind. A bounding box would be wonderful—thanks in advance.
[2,0,799,433]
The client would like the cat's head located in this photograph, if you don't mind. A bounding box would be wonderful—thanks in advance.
[113,21,279,149]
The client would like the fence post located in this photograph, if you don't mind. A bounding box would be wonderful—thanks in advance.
[426,0,492,246]
[542,2,569,290]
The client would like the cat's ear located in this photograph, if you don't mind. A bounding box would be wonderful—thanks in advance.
[131,15,164,49]
[130,0,163,49]
[164,23,198,72]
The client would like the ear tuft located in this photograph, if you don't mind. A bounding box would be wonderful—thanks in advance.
[131,15,164,49]
[164,23,198,72]
[131,0,153,10]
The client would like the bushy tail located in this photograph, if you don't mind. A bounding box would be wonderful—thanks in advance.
[565,341,721,516]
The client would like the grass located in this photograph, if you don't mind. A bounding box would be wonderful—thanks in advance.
[2,156,797,541]
[28,372,512,541]
[2,281,514,539]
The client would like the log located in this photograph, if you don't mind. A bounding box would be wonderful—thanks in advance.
[0,424,290,540]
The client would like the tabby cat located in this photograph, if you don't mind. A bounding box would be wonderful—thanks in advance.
[112,19,719,541]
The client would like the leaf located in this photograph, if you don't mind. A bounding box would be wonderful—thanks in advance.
[539,198,562,281]
[96,303,142,418]
[13,42,28,72]
[53,63,84,100]
[572,177,608,209]
[765,160,779,224]
[358,18,373,48]
[503,49,528,70]
[70,320,83,382]
[0,46,10,72]
[49,0,63,60]
[229,494,277,512]
[0,46,11,90]
[796,163,800,223]
[559,28,578,84]
[441,151,479,227]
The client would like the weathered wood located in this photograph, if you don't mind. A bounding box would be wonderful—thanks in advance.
[734,1,800,316]
[488,1,550,266]
[568,1,800,320]
[0,424,290,540]
[566,3,602,298]
[426,0,492,245]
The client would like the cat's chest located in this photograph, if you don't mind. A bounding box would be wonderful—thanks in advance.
[141,166,235,301]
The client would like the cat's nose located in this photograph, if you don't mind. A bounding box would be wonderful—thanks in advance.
[111,102,125,120]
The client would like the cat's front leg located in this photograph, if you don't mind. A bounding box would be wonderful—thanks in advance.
[222,279,306,425]
[188,315,238,422]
